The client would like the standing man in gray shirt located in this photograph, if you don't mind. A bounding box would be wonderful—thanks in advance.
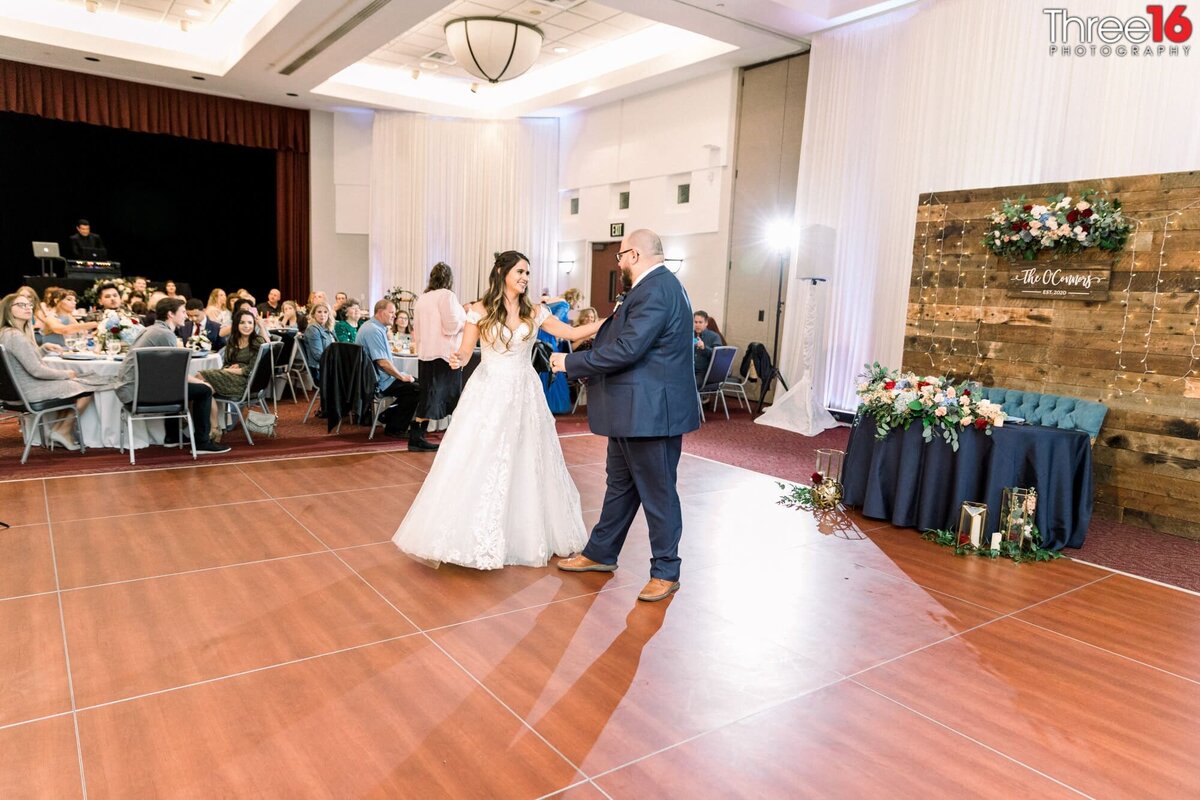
[117,297,230,454]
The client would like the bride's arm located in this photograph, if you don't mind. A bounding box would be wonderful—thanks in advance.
[448,302,483,368]
[540,315,603,343]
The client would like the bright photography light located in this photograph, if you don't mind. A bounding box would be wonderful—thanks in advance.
[766,220,798,252]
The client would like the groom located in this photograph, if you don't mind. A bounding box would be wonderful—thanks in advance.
[550,228,701,601]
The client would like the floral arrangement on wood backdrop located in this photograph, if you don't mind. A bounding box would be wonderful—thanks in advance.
[983,190,1131,261]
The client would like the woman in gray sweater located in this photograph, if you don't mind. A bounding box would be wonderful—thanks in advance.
[0,293,106,450]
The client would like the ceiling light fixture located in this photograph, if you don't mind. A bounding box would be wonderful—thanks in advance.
[443,17,543,84]
[553,46,569,54]
[180,18,190,32]
[419,61,440,70]
[85,0,98,12]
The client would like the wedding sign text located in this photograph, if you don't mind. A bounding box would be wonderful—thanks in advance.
[1007,266,1111,300]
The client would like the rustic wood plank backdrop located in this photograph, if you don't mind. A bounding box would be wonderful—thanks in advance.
[904,171,1200,540]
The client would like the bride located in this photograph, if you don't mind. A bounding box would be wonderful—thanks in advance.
[392,251,604,569]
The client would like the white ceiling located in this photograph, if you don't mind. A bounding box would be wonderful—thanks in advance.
[0,0,917,119]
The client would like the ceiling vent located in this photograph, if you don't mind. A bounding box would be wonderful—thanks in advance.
[422,50,457,65]
[279,0,393,76]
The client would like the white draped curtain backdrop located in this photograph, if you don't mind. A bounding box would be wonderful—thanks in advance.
[784,0,1200,412]
[370,112,559,305]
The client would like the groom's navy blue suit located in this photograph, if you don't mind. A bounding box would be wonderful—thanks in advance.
[564,264,701,581]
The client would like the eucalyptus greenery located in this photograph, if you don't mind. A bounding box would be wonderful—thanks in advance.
[921,528,1062,564]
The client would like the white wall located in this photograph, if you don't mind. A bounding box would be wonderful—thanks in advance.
[557,70,739,309]
[309,109,372,304]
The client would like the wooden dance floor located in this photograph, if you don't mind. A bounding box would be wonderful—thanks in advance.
[1,434,1197,798]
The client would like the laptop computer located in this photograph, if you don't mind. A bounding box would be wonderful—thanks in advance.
[32,241,61,258]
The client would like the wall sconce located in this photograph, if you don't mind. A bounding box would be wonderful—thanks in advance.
[664,258,684,274]
[557,259,575,274]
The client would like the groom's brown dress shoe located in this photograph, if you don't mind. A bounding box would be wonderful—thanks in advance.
[638,578,680,602]
[556,555,618,573]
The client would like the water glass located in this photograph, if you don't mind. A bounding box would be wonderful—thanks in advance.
[106,339,122,356]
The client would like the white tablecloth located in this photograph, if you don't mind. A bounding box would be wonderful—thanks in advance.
[391,354,418,375]
[44,352,223,449]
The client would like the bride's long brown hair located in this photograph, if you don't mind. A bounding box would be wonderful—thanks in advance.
[477,251,537,349]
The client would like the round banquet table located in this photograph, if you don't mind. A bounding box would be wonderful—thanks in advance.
[43,351,223,449]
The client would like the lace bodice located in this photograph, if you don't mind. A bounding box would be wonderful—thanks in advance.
[467,306,549,364]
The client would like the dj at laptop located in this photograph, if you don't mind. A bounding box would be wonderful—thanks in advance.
[68,218,108,260]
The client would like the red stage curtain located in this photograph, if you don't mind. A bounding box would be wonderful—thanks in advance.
[0,59,309,299]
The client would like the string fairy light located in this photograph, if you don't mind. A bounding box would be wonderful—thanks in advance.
[914,195,935,366]
[1174,287,1200,385]
[923,201,948,368]
[942,211,970,375]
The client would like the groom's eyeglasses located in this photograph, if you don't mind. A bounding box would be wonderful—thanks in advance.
[614,248,635,264]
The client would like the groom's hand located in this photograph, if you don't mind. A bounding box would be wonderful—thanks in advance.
[550,352,568,373]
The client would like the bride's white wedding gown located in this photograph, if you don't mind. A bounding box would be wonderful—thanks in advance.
[391,307,588,569]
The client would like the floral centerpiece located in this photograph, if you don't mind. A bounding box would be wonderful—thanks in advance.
[983,190,1131,261]
[186,332,212,352]
[96,311,144,352]
[855,363,1006,451]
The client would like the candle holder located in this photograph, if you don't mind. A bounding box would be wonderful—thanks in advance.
[999,487,1039,551]
[814,449,845,483]
[957,501,989,548]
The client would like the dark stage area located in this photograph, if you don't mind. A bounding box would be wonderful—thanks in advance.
[0,111,277,302]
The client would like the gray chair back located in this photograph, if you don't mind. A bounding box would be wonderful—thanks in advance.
[130,347,192,414]
[699,346,738,392]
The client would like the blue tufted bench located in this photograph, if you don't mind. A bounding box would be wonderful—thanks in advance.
[980,387,1108,442]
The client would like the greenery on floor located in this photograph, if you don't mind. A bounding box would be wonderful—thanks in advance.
[921,528,1062,564]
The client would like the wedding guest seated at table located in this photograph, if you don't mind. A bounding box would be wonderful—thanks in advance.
[278,300,299,329]
[0,293,108,450]
[258,288,282,318]
[198,308,266,404]
[41,289,98,348]
[131,276,149,297]
[360,299,433,450]
[178,299,223,351]
[333,292,348,312]
[692,310,723,386]
[302,302,335,382]
[206,289,232,336]
[118,297,230,454]
[164,281,180,299]
[334,300,361,343]
[572,307,598,352]
[95,282,123,314]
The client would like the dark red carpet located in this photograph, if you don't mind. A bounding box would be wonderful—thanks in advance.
[2,398,1196,593]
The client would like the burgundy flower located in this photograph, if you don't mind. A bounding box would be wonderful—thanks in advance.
[1010,222,1022,231]
[884,380,896,390]
[811,472,824,485]
[1082,208,1094,218]
[974,417,988,430]
[1066,209,1079,224]
[1022,204,1033,212]
[961,389,971,397]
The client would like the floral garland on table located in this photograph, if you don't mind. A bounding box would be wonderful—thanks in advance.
[186,333,212,352]
[983,190,1131,261]
[854,363,1006,452]
[95,310,144,350]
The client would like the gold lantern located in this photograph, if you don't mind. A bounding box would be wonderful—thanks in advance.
[999,487,1038,551]
[957,501,989,549]
[810,448,845,509]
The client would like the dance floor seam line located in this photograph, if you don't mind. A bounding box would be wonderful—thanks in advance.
[582,674,851,787]
[256,469,612,788]
[1067,556,1200,598]
[1009,616,1200,689]
[845,574,1115,682]
[847,679,1094,799]
[41,480,89,799]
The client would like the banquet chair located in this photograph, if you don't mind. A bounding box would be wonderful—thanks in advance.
[118,347,196,465]
[697,346,738,422]
[290,336,314,400]
[0,344,91,464]
[215,341,279,446]
[271,333,303,411]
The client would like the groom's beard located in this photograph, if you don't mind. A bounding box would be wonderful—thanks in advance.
[620,266,633,288]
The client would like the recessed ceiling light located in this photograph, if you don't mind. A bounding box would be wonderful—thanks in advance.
[84,56,100,62]
[553,46,569,54]
[185,9,202,18]
[419,61,440,70]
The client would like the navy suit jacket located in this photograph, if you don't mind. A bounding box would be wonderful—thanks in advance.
[565,265,701,438]
[176,318,224,351]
